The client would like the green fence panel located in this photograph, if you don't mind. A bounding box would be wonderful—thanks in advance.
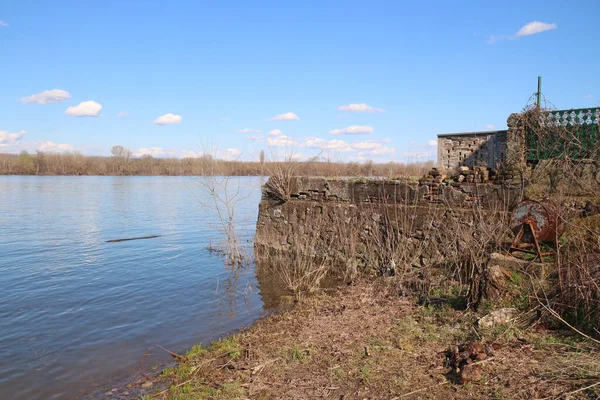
[525,107,600,161]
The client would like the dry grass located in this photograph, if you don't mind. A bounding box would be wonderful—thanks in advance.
[133,279,600,400]
[262,245,332,299]
[553,212,600,332]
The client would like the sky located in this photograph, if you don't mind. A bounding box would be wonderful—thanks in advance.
[1,0,599,163]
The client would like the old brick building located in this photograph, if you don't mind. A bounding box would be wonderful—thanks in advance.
[437,130,508,171]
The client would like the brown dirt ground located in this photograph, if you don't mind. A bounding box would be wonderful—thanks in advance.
[99,278,600,400]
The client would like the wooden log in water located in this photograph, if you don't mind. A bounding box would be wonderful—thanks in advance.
[106,235,160,243]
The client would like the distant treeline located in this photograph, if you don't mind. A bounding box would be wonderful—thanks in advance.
[0,149,433,177]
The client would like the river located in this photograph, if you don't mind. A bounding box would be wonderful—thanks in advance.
[0,176,276,399]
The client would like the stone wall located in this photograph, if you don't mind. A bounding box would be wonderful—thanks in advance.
[255,177,522,273]
[275,176,522,209]
[438,130,508,172]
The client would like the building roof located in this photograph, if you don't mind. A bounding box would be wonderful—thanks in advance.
[437,129,508,138]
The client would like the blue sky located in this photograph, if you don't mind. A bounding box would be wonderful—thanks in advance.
[1,0,599,162]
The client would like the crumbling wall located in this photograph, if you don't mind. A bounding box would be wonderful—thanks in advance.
[255,177,521,272]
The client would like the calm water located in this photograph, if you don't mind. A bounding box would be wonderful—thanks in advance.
[0,176,274,400]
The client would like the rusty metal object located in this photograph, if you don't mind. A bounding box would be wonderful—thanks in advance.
[509,200,559,262]
[510,200,559,243]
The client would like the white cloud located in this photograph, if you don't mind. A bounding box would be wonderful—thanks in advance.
[428,139,438,146]
[117,111,128,117]
[488,21,557,44]
[237,128,262,133]
[268,129,283,136]
[350,141,396,156]
[248,135,265,142]
[486,35,507,45]
[302,138,354,152]
[273,151,304,161]
[220,116,230,121]
[302,138,396,154]
[0,130,26,147]
[20,89,71,105]
[584,94,593,99]
[329,125,374,135]
[181,150,201,158]
[184,147,241,161]
[65,100,102,117]
[263,136,397,158]
[153,113,182,125]
[370,146,395,155]
[338,103,385,113]
[267,135,296,147]
[303,137,326,148]
[0,20,8,27]
[216,148,242,161]
[268,112,299,121]
[352,141,385,150]
[0,140,75,153]
[325,139,355,152]
[516,21,557,37]
[165,148,180,157]
[37,141,75,153]
[0,138,75,153]
[485,124,496,130]
[135,147,165,157]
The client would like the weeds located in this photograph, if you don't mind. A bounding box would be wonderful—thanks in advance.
[261,242,331,300]
[288,345,308,362]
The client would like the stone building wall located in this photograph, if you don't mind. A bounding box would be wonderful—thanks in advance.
[438,130,508,172]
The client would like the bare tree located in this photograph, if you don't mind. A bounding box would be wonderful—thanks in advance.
[0,150,433,177]
[18,151,35,174]
[259,150,265,176]
[111,145,133,174]
[193,144,249,267]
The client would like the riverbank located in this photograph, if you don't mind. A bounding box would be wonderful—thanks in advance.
[0,152,432,177]
[99,278,599,399]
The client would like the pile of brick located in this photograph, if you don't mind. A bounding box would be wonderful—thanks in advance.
[419,166,509,197]
[419,167,447,188]
[456,166,491,183]
[418,168,448,202]
[494,169,515,182]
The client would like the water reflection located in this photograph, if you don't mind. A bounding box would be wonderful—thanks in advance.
[254,259,295,309]
[0,176,281,400]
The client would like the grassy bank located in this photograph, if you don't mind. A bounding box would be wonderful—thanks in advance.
[121,279,600,400]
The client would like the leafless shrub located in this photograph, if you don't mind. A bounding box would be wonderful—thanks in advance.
[262,158,306,203]
[264,237,332,299]
[355,200,432,279]
[193,145,251,267]
[502,97,600,334]
[516,98,600,197]
[553,211,600,331]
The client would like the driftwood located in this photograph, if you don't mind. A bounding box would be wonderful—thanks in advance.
[106,235,160,243]
[155,345,186,361]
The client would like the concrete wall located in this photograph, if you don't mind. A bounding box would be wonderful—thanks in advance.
[438,130,508,171]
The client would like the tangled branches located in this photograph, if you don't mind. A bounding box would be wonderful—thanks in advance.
[515,96,600,197]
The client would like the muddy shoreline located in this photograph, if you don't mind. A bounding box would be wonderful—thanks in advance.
[91,279,599,399]
[84,304,293,400]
